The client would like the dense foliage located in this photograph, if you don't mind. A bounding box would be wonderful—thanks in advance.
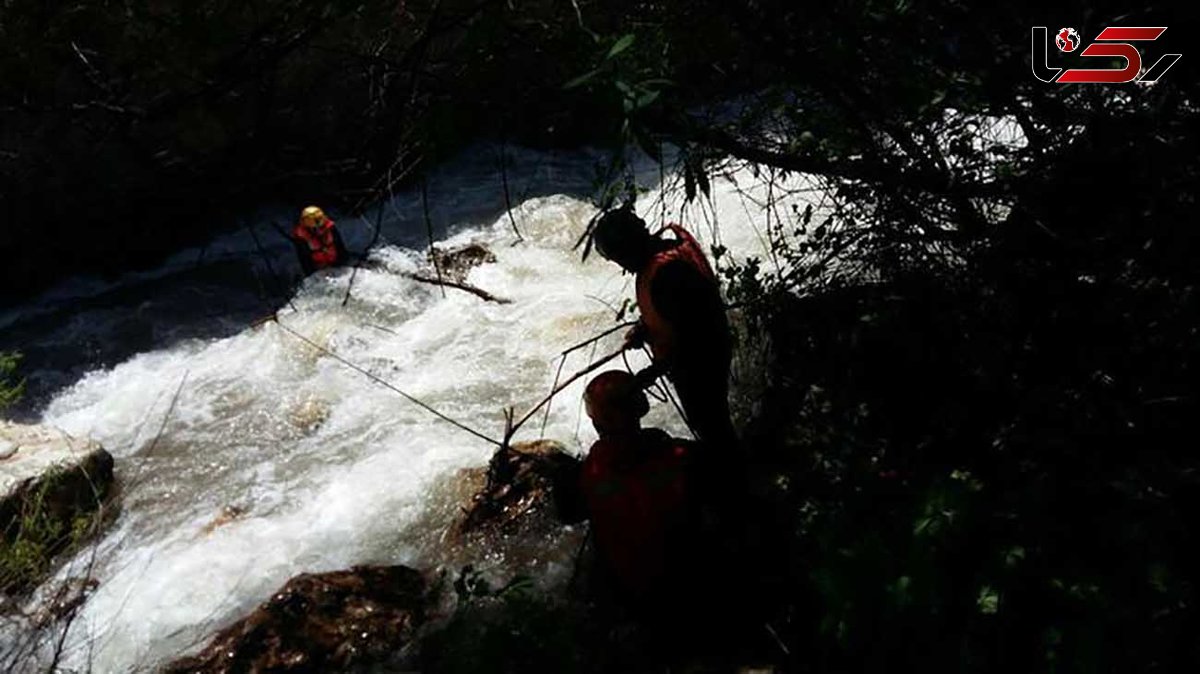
[581,2,1200,672]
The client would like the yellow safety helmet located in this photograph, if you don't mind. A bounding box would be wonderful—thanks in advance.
[299,205,326,227]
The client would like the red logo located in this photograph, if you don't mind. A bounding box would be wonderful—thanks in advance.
[1031,26,1182,84]
[1056,27,1080,52]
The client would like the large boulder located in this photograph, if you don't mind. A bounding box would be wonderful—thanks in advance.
[164,565,429,673]
[397,440,586,587]
[458,440,585,538]
[1,422,115,596]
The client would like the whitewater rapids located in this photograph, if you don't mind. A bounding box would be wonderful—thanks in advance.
[0,146,818,671]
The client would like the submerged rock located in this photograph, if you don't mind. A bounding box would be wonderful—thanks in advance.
[198,504,249,536]
[286,396,331,435]
[32,576,100,627]
[458,440,585,538]
[429,243,497,283]
[164,565,429,673]
[1,421,115,595]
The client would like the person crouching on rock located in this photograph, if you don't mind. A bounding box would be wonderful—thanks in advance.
[580,370,697,608]
[291,205,348,275]
[591,207,737,451]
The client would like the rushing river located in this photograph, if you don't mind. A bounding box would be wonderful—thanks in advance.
[0,145,814,671]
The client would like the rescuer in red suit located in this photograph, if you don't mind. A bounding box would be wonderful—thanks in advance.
[291,205,348,275]
[580,370,696,604]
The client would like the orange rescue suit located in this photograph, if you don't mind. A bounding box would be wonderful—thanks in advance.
[293,218,341,270]
[635,224,717,365]
[581,428,692,598]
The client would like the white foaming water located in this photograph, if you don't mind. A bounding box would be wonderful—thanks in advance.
[1,147,819,671]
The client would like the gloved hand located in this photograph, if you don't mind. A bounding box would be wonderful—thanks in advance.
[634,364,662,389]
[622,321,648,350]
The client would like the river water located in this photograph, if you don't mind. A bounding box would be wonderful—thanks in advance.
[1,145,815,671]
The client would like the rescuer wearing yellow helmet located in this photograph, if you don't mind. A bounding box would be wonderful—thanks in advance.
[290,205,348,275]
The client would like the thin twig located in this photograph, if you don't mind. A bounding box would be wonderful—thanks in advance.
[540,355,568,437]
[498,140,524,242]
[560,320,635,357]
[143,371,190,457]
[508,346,626,440]
[421,176,447,298]
[242,220,297,313]
[342,194,388,307]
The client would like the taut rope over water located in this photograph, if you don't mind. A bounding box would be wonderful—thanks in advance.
[269,317,504,448]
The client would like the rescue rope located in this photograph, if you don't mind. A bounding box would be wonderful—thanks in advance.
[269,317,504,448]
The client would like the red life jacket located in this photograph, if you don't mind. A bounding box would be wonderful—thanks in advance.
[581,430,690,597]
[293,218,340,269]
[635,224,716,364]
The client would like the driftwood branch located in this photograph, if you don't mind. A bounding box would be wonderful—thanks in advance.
[402,272,511,304]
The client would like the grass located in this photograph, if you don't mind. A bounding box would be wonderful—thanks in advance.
[0,351,24,413]
[1,466,110,597]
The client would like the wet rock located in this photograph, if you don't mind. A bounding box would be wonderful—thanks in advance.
[164,565,428,673]
[286,396,330,435]
[33,576,99,627]
[1,422,115,594]
[459,440,585,538]
[199,504,249,536]
[429,243,497,283]
[0,423,114,513]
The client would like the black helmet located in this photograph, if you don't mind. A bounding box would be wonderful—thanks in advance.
[592,207,649,268]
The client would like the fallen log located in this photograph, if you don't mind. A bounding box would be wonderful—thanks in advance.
[403,272,512,304]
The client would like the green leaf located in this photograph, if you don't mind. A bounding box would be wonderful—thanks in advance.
[635,89,660,110]
[606,33,635,60]
[563,68,601,90]
[977,585,999,614]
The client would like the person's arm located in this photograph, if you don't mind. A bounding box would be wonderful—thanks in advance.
[553,455,588,524]
[633,360,667,388]
[292,237,316,276]
[623,320,648,350]
[331,226,349,265]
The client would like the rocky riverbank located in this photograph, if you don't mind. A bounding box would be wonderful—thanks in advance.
[163,440,587,672]
[1,422,116,598]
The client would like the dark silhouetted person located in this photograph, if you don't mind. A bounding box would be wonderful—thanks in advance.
[591,208,736,449]
[579,370,695,605]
